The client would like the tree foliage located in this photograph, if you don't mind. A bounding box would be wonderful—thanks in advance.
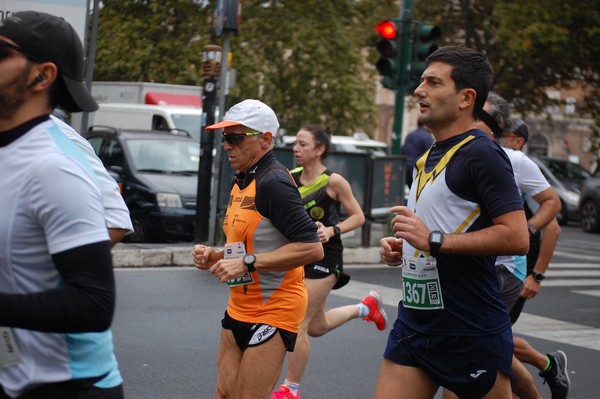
[226,0,396,135]
[94,0,211,84]
[94,0,396,136]
[413,0,600,161]
[93,0,599,158]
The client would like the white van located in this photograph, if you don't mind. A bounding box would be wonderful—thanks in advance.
[80,103,203,141]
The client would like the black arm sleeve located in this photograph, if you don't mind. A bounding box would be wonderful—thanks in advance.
[0,241,116,333]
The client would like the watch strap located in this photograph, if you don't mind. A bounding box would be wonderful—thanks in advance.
[243,254,256,273]
[333,225,341,237]
[429,231,443,257]
[530,271,545,282]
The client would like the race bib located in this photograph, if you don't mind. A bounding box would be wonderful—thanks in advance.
[224,242,255,287]
[401,256,444,310]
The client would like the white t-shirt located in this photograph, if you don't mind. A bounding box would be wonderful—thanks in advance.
[0,119,121,396]
[50,115,133,234]
[497,147,550,280]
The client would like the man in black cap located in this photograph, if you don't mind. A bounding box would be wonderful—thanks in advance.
[0,11,124,399]
[501,118,529,151]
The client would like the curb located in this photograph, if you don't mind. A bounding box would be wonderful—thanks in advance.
[111,246,383,268]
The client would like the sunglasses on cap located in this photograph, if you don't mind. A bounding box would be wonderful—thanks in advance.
[0,39,40,62]
[221,131,263,146]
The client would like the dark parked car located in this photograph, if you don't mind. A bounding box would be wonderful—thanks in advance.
[86,127,200,242]
[529,156,591,225]
[579,166,600,233]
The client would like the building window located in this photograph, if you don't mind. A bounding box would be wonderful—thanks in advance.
[565,97,576,114]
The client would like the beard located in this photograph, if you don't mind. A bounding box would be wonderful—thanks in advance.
[0,65,32,120]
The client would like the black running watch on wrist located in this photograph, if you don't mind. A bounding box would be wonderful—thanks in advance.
[333,225,341,237]
[243,254,256,273]
[429,231,444,257]
[530,271,545,282]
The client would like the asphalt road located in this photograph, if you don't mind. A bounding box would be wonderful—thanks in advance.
[111,225,600,398]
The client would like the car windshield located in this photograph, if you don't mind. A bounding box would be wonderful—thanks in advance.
[127,138,200,173]
[171,114,202,141]
[542,159,591,183]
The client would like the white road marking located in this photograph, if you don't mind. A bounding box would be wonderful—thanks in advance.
[333,280,600,352]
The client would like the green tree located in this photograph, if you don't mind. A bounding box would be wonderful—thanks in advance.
[94,0,211,85]
[94,0,396,136]
[413,0,600,162]
[227,0,396,135]
[92,1,599,161]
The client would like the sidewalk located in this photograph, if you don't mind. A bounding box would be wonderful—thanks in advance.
[111,243,383,268]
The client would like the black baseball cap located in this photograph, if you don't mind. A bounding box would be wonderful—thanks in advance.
[511,118,529,143]
[0,11,98,112]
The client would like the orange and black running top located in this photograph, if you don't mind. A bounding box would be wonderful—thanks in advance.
[223,151,320,332]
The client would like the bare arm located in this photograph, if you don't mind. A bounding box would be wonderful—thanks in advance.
[319,173,365,242]
[194,242,323,283]
[527,187,561,232]
[390,205,529,256]
[521,218,561,299]
[108,228,129,247]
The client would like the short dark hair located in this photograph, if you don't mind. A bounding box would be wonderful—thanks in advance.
[426,46,493,118]
[300,124,331,159]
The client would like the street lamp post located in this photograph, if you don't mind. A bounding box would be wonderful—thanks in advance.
[194,45,222,243]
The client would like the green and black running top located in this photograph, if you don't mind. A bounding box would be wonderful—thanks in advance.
[291,167,343,263]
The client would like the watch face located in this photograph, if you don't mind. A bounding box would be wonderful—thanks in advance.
[431,232,443,243]
[243,254,255,265]
[532,272,545,281]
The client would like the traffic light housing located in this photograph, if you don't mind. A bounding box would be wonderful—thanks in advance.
[408,22,442,91]
[375,20,401,90]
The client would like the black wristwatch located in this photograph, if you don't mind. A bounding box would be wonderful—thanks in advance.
[243,254,256,273]
[530,271,545,282]
[333,225,341,237]
[428,231,444,257]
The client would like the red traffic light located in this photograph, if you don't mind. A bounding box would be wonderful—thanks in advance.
[376,21,397,39]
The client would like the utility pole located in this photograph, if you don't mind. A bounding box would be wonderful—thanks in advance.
[390,0,413,155]
[194,45,222,243]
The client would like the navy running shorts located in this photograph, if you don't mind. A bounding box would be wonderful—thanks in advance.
[383,321,513,399]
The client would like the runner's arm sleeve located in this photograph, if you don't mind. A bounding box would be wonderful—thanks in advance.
[0,241,116,333]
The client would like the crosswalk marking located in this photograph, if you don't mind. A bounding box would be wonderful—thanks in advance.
[572,289,600,297]
[549,263,600,268]
[542,279,600,287]
[512,314,600,351]
[553,250,600,262]
[334,280,600,352]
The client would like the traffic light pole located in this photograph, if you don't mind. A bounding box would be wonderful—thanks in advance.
[391,0,413,155]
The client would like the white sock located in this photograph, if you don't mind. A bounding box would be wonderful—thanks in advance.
[284,379,300,395]
[357,303,370,318]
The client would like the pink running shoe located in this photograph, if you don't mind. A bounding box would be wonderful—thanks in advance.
[361,290,388,330]
[271,385,301,399]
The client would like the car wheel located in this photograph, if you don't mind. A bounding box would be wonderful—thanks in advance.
[580,199,600,233]
[125,210,153,243]
[556,200,568,226]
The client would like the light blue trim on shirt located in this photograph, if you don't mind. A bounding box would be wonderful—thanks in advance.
[514,255,527,282]
[66,331,123,387]
[48,123,98,185]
